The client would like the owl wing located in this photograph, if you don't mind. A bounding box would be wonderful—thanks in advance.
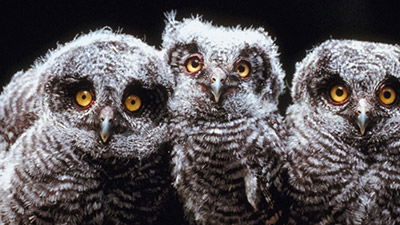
[0,69,42,184]
[0,118,102,224]
[258,124,289,225]
[235,116,288,224]
[0,69,42,152]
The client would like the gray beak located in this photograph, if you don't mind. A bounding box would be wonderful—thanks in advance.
[356,99,370,135]
[99,106,114,143]
[210,69,227,103]
[357,112,368,136]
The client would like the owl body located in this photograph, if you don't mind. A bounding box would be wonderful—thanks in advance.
[170,115,285,225]
[2,121,172,224]
[286,40,400,224]
[285,103,367,224]
[163,14,286,225]
[355,161,400,225]
[0,30,177,224]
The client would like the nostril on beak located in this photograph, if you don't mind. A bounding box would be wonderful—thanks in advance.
[211,73,226,84]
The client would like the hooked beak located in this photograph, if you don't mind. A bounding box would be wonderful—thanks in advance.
[210,69,227,103]
[356,99,370,135]
[357,112,368,136]
[99,106,114,143]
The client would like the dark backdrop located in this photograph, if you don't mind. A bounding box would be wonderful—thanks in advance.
[1,0,399,112]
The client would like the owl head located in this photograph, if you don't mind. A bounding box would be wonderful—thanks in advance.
[291,39,400,145]
[37,29,173,158]
[162,13,285,120]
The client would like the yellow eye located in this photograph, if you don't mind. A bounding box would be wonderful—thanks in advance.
[329,85,349,104]
[235,60,251,78]
[379,86,396,105]
[75,90,94,108]
[124,95,142,112]
[185,56,203,74]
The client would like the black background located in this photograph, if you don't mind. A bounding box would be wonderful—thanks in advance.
[1,0,399,112]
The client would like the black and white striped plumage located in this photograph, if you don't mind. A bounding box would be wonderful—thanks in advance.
[0,30,176,224]
[0,68,41,170]
[286,40,400,224]
[162,14,286,225]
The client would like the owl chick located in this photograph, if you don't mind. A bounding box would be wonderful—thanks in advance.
[286,39,400,224]
[0,30,177,225]
[162,13,287,225]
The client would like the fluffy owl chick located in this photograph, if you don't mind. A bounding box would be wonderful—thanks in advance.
[162,13,286,225]
[0,30,177,225]
[286,39,400,224]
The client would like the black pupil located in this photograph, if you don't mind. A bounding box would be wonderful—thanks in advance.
[238,65,245,73]
[191,59,199,68]
[131,100,136,105]
[82,94,87,100]
[384,91,391,99]
[336,88,344,96]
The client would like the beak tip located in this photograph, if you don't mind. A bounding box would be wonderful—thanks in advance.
[100,134,109,143]
[213,95,220,103]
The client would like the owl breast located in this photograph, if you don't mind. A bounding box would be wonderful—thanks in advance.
[101,150,172,225]
[286,107,369,224]
[172,117,268,225]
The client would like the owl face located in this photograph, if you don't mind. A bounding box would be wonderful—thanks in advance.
[163,14,285,119]
[292,40,400,144]
[40,31,172,158]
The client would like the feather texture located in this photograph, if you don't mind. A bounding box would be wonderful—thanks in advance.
[163,14,287,225]
[286,39,400,224]
[0,29,178,225]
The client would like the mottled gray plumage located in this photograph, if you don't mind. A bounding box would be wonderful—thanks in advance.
[286,39,400,224]
[0,68,41,170]
[0,30,177,224]
[163,13,286,225]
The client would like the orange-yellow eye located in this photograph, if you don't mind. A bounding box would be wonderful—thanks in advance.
[75,90,94,108]
[124,95,142,112]
[379,86,396,105]
[235,60,251,78]
[185,56,203,74]
[329,85,349,104]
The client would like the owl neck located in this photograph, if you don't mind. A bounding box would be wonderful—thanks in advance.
[173,104,273,123]
[170,114,262,138]
[176,111,266,125]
